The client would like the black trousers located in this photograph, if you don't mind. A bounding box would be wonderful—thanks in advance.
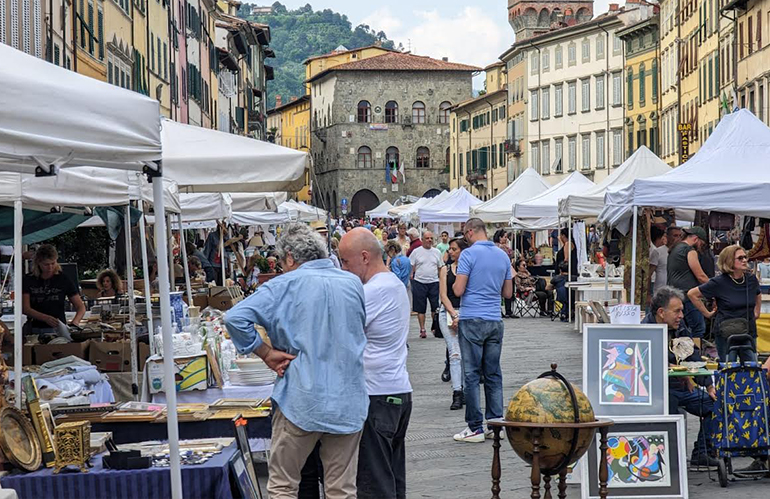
[357,393,413,499]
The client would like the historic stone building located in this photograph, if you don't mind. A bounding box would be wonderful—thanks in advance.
[308,52,479,217]
[508,0,594,40]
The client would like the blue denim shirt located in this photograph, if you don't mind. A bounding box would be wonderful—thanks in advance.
[389,255,412,288]
[224,259,369,434]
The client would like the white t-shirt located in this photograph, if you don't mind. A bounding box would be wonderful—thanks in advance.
[649,244,668,293]
[363,272,412,396]
[409,246,443,284]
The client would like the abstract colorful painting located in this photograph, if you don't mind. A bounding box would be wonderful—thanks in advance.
[604,432,671,488]
[599,339,652,406]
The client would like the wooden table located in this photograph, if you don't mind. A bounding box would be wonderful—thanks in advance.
[486,418,614,499]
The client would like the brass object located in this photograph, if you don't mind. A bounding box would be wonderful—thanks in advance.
[53,421,91,473]
[0,405,42,471]
[23,376,56,467]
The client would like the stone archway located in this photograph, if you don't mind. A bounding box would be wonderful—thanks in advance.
[350,189,379,218]
[422,188,442,198]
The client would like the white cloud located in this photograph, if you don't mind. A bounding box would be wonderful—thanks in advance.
[359,6,511,71]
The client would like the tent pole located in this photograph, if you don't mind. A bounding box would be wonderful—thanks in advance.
[564,215,568,324]
[219,226,225,285]
[13,200,22,409]
[137,200,154,356]
[178,213,193,305]
[167,215,175,287]
[151,177,182,499]
[228,226,236,282]
[631,207,638,305]
[124,206,138,398]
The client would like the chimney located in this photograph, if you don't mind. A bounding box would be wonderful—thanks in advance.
[609,3,619,11]
[442,57,449,62]
[290,96,298,102]
[275,95,282,107]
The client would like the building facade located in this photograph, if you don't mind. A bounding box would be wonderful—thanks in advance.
[618,15,661,156]
[304,44,397,87]
[659,0,680,164]
[726,0,770,125]
[525,9,636,184]
[308,52,478,217]
[507,0,594,40]
[272,95,311,202]
[501,44,528,183]
[449,64,508,200]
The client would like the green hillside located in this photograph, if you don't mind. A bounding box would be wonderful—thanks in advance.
[239,2,398,109]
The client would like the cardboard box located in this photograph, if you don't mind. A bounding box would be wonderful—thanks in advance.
[4,345,35,366]
[146,353,209,394]
[182,293,209,309]
[34,340,90,365]
[89,341,151,372]
[207,286,244,311]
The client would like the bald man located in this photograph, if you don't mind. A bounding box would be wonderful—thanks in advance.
[339,228,412,499]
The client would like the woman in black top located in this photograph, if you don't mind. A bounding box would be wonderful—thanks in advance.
[22,244,86,338]
[688,245,761,361]
[439,238,469,410]
[555,228,579,280]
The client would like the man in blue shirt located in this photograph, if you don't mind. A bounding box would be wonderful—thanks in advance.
[225,223,369,499]
[452,218,513,443]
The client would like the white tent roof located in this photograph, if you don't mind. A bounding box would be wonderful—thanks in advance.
[231,211,292,226]
[599,110,770,230]
[160,119,307,193]
[278,200,328,222]
[418,187,482,223]
[228,192,285,213]
[389,197,431,220]
[0,168,180,213]
[558,146,672,218]
[366,200,394,218]
[179,193,232,222]
[509,216,560,231]
[513,171,595,219]
[471,168,550,223]
[0,44,161,173]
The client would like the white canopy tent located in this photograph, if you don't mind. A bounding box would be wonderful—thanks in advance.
[509,216,560,231]
[418,187,482,223]
[231,201,328,226]
[388,197,431,221]
[160,119,308,193]
[513,171,596,219]
[179,193,233,223]
[600,109,770,232]
[0,46,183,498]
[471,168,550,223]
[231,211,292,226]
[558,146,672,218]
[366,200,394,218]
[229,192,285,213]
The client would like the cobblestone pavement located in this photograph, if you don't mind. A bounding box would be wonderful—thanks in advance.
[404,316,769,499]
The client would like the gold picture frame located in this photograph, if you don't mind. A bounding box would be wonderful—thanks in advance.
[0,406,42,471]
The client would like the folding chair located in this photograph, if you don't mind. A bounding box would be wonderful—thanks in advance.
[513,287,541,318]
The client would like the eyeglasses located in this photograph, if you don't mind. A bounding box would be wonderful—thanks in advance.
[736,255,748,261]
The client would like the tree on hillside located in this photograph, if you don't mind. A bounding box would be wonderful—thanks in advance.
[240,1,397,108]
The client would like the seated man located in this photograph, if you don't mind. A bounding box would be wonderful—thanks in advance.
[547,262,570,322]
[643,286,718,468]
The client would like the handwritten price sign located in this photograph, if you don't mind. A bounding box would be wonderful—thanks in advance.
[609,304,641,325]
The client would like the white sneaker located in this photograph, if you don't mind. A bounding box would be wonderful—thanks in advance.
[453,426,485,443]
[484,427,494,438]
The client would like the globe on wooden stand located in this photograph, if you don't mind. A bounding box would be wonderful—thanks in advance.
[487,363,613,499]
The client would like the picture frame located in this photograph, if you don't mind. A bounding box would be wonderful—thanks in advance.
[581,415,688,499]
[232,415,263,499]
[228,449,260,499]
[583,324,669,417]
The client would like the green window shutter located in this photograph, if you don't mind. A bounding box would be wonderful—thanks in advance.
[627,70,633,107]
[87,3,94,54]
[97,9,103,60]
[708,58,713,99]
[639,66,645,104]
[652,59,658,101]
[715,54,720,93]
[79,0,85,48]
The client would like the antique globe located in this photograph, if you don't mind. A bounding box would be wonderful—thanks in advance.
[504,364,597,474]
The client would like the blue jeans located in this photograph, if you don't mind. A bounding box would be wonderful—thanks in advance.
[458,319,504,433]
[683,300,706,339]
[439,305,463,392]
[669,388,716,456]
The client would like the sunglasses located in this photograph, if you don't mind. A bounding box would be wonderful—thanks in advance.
[736,255,748,261]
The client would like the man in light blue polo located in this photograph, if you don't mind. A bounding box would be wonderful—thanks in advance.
[225,223,369,498]
[452,217,513,443]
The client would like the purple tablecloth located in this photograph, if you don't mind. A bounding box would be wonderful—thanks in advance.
[0,444,237,499]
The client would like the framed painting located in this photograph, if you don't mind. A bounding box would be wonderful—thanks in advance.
[581,415,688,499]
[231,415,263,499]
[583,324,668,417]
[229,449,260,499]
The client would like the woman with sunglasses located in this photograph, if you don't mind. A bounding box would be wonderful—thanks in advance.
[688,245,761,361]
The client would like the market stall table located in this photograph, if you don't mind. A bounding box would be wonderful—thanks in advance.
[0,443,239,499]
[87,415,271,444]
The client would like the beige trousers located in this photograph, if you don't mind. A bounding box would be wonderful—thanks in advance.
[268,407,363,499]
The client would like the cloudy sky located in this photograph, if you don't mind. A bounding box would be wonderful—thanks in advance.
[269,0,613,69]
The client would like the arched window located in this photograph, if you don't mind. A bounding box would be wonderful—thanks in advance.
[439,101,452,124]
[385,101,399,123]
[357,100,371,123]
[416,147,430,168]
[412,101,426,124]
[357,146,372,168]
[386,147,400,169]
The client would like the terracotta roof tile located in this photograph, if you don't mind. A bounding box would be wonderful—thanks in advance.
[307,52,481,82]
